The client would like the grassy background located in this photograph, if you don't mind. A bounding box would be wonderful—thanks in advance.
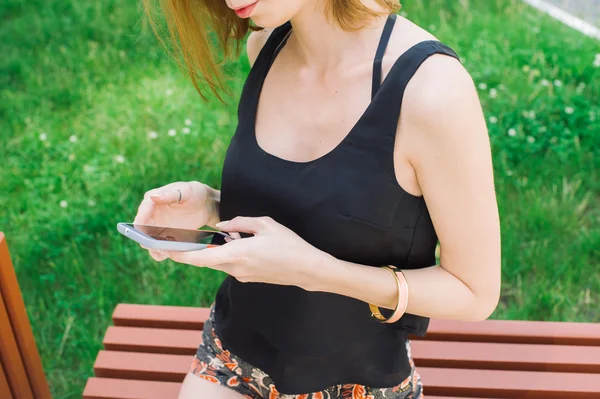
[1,0,599,397]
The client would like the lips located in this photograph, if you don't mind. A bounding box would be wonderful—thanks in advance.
[234,1,258,18]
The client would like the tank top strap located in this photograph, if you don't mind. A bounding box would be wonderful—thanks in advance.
[355,39,461,185]
[238,22,292,123]
[372,13,397,100]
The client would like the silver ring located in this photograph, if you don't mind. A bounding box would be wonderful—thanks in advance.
[175,188,182,203]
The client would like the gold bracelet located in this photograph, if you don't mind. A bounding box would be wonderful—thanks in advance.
[369,266,404,323]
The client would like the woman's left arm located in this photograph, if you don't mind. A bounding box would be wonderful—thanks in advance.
[311,55,502,321]
[161,55,501,322]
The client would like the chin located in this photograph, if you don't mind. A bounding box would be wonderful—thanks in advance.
[249,15,287,29]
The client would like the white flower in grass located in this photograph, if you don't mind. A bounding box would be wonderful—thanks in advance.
[527,136,535,143]
[529,110,536,119]
[185,118,192,126]
[553,79,563,87]
[565,106,574,115]
[576,82,586,93]
[550,136,558,144]
[508,128,517,137]
[166,88,173,96]
[114,154,125,163]
[590,112,596,122]
[148,131,158,139]
[69,135,77,143]
[522,65,531,73]
[168,129,177,137]
[506,170,514,176]
[489,116,498,124]
[540,79,550,87]
[489,88,497,98]
[39,132,47,141]
[88,199,96,207]
[478,83,487,90]
[594,54,600,68]
[182,127,191,134]
[68,153,76,162]
[539,126,548,133]
[60,200,68,208]
[532,26,540,33]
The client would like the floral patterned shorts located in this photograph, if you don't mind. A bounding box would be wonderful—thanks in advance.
[188,305,424,399]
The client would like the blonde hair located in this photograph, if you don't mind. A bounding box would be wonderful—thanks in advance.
[142,0,402,103]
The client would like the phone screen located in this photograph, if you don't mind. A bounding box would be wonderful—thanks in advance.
[125,223,229,246]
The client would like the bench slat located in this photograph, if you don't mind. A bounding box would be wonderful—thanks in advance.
[103,326,600,373]
[82,378,181,399]
[103,326,202,355]
[426,318,600,346]
[93,351,600,398]
[0,361,13,399]
[112,304,600,346]
[411,340,600,373]
[0,233,52,399]
[112,304,209,330]
[94,351,192,382]
[0,293,34,399]
[420,367,600,398]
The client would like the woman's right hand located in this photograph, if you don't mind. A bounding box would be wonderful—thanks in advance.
[133,181,220,260]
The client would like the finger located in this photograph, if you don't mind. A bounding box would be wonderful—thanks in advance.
[149,183,189,205]
[149,249,169,262]
[216,216,270,234]
[228,232,242,240]
[164,246,231,268]
[133,198,155,225]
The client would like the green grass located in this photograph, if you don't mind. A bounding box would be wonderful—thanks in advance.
[1,0,599,397]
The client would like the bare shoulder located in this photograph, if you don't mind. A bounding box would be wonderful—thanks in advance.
[400,49,481,161]
[246,28,275,67]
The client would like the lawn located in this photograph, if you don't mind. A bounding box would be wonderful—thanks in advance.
[0,0,599,397]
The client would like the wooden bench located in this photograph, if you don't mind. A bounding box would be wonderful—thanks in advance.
[0,232,52,399]
[82,303,600,399]
[2,231,600,398]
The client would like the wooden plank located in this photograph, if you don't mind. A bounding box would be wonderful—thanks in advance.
[112,303,600,346]
[0,360,13,399]
[0,292,34,399]
[94,351,192,382]
[83,378,181,399]
[0,233,52,399]
[420,367,600,398]
[93,351,600,398]
[410,340,600,373]
[112,304,210,330]
[103,326,202,355]
[424,318,600,346]
[102,326,600,374]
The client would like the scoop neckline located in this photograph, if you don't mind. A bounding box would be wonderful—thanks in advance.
[249,25,441,166]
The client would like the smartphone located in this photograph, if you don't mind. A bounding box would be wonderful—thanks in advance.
[117,222,234,252]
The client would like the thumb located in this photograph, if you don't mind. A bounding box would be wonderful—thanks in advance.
[150,188,182,204]
[216,216,268,234]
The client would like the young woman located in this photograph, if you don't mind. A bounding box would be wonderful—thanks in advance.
[135,0,501,398]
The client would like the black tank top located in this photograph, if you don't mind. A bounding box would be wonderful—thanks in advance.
[211,13,460,394]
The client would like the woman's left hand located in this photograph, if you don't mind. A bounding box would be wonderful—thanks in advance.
[158,216,333,290]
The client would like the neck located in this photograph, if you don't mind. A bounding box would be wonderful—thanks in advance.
[287,2,390,73]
